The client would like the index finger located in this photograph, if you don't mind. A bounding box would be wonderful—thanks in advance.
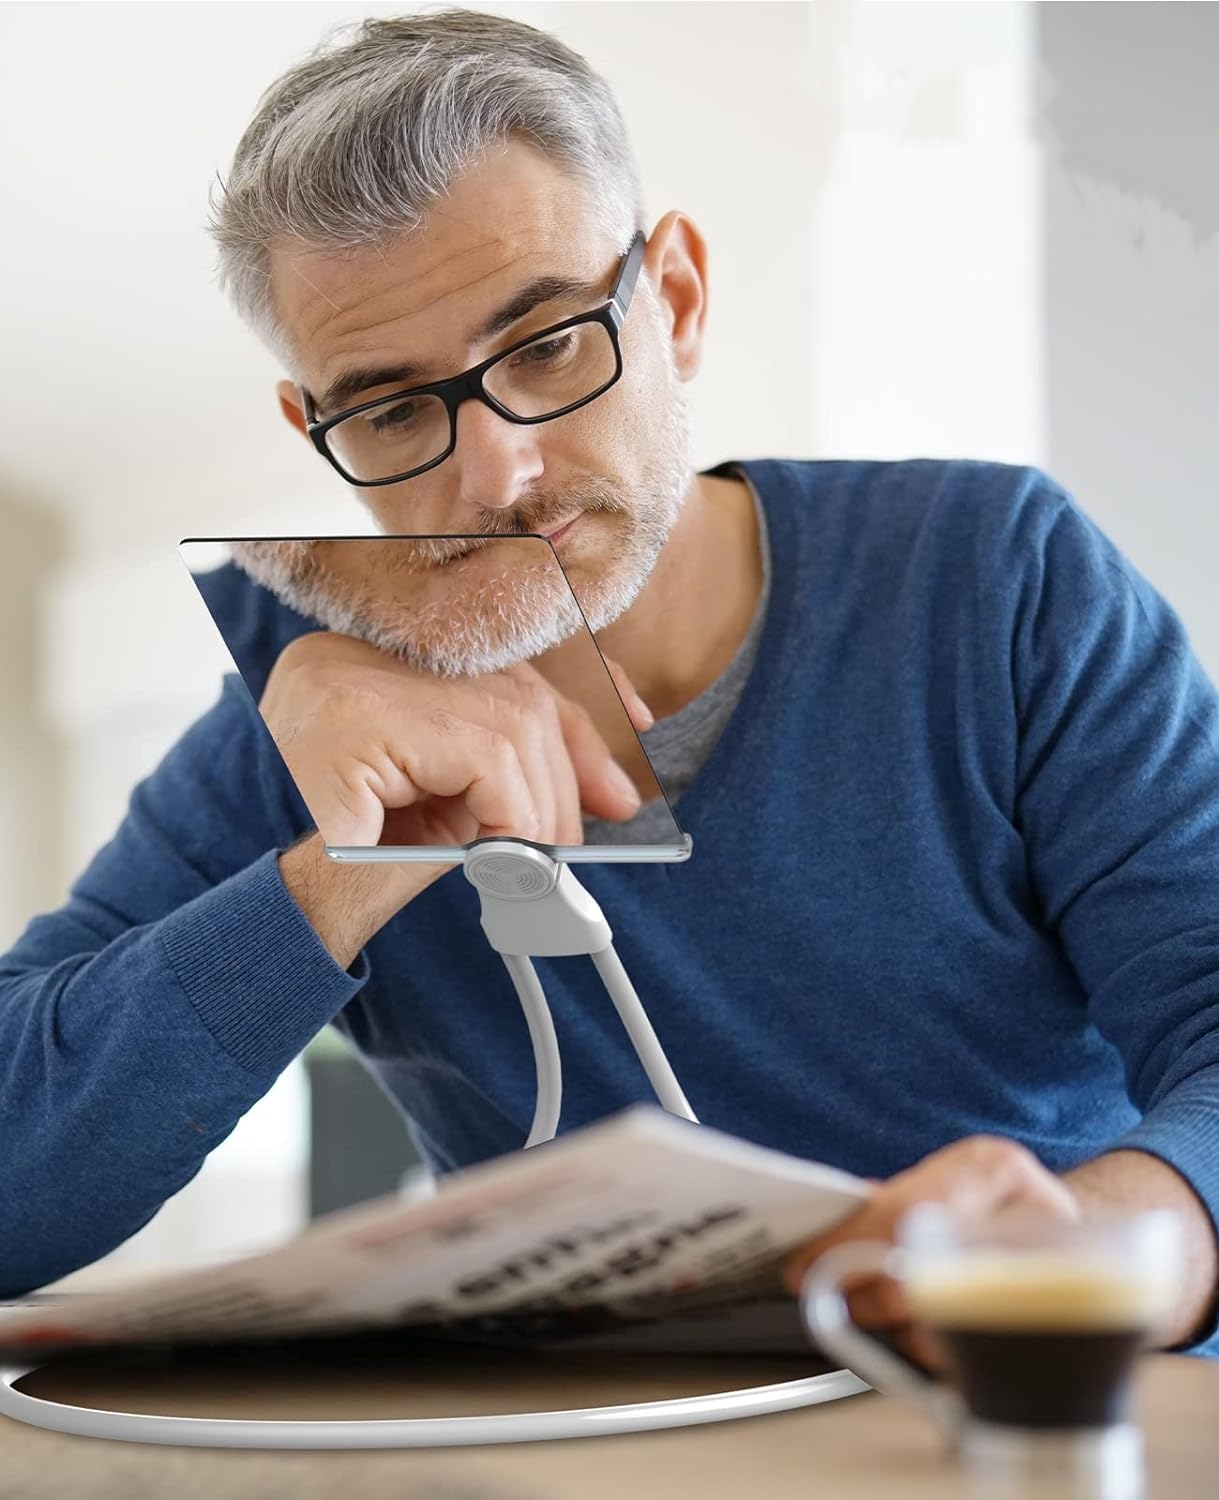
[553,695,642,822]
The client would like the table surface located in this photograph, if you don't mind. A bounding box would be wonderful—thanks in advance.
[1,1342,1216,1499]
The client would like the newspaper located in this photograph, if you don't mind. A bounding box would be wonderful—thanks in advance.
[0,1106,870,1360]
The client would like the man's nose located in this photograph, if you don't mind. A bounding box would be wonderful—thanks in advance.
[449,396,545,513]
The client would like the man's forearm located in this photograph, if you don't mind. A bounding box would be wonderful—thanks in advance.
[0,852,340,1297]
[1063,1148,1219,1349]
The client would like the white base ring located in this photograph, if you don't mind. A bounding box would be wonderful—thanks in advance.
[0,1362,869,1449]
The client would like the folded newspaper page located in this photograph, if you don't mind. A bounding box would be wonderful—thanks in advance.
[0,1107,869,1359]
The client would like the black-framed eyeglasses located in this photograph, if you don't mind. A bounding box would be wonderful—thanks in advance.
[301,232,646,488]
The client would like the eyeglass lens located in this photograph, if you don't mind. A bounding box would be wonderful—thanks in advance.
[325,321,618,483]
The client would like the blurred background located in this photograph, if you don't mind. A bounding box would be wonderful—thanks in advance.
[1,1,1216,1278]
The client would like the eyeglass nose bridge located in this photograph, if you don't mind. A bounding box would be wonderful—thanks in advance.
[441,363,525,427]
[433,366,543,484]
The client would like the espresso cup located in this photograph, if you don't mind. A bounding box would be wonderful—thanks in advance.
[799,1205,1182,1500]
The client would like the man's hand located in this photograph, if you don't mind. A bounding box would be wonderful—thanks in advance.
[781,1136,1080,1369]
[262,631,651,851]
[266,631,653,968]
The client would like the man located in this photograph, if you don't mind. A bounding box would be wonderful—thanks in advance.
[3,10,1218,1366]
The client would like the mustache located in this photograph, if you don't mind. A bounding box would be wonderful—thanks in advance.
[229,489,624,579]
[438,490,624,562]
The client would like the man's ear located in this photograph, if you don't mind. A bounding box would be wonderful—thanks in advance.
[642,211,709,383]
[276,379,309,438]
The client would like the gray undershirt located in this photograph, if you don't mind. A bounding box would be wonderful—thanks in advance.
[581,467,773,845]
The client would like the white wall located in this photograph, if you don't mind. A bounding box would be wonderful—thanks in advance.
[811,1,1044,464]
[0,493,63,951]
[1038,4,1219,679]
[0,1,1044,1275]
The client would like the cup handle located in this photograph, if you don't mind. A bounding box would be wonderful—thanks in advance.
[799,1240,961,1434]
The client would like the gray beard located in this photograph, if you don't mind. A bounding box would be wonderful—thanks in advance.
[231,390,692,678]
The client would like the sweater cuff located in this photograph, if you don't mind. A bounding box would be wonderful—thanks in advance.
[159,848,370,1079]
[1105,1068,1219,1358]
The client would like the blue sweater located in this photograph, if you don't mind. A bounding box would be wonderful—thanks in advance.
[4,458,1219,1355]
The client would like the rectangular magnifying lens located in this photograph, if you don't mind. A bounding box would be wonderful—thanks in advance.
[181,534,691,865]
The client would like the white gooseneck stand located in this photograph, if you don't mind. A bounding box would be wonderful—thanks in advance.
[0,841,868,1447]
[463,839,698,1145]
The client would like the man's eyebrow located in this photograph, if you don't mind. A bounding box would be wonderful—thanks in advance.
[317,272,603,414]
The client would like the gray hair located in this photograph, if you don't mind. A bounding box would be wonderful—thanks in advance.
[208,8,644,371]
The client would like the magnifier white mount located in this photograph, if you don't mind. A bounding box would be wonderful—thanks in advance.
[462,839,697,1145]
[0,841,869,1449]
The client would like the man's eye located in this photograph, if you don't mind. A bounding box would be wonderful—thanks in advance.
[369,400,419,433]
[513,332,575,368]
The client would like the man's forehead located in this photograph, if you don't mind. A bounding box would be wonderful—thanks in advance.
[268,141,607,379]
[276,217,557,328]
[274,231,608,410]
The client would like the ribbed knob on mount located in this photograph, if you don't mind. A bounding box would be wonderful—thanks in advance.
[463,843,559,900]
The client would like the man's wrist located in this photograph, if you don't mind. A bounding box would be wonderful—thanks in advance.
[277,833,447,970]
[1063,1147,1219,1349]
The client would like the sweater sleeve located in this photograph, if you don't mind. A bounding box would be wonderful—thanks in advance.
[0,675,369,1297]
[1011,480,1219,1356]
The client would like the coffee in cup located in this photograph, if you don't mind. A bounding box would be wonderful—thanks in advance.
[905,1249,1174,1428]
